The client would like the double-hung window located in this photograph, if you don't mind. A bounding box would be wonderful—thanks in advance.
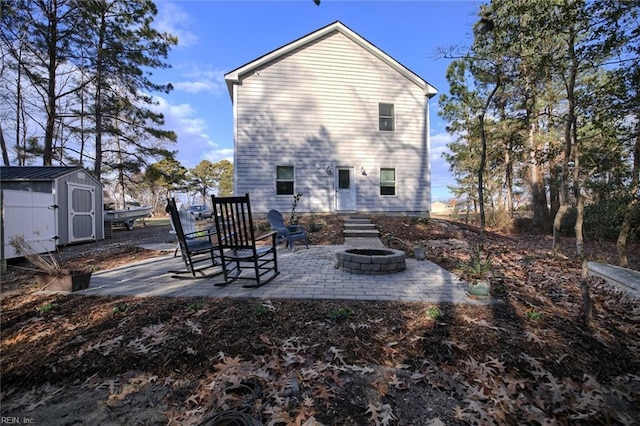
[380,168,396,196]
[379,103,395,131]
[276,166,294,195]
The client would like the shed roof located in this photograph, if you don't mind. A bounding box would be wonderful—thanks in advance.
[224,21,438,99]
[1,166,91,182]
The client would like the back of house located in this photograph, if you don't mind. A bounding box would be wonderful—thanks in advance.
[224,21,437,215]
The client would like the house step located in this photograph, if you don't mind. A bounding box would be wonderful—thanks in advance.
[344,218,371,224]
[343,217,380,238]
[344,223,377,231]
[344,229,380,238]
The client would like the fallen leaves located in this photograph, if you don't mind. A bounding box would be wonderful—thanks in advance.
[1,217,639,424]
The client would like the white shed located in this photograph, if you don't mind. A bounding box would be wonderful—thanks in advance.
[1,166,104,260]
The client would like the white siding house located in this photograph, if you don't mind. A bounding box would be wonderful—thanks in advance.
[224,21,437,215]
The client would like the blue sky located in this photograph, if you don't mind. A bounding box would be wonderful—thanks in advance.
[151,0,481,201]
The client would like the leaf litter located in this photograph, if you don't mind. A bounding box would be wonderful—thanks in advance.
[1,216,639,424]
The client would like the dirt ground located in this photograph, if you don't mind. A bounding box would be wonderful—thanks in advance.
[1,214,639,425]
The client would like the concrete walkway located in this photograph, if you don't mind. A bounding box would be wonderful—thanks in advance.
[78,237,492,305]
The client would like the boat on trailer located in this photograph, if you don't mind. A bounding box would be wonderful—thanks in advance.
[104,206,152,230]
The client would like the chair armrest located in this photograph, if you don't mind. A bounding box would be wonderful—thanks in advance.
[287,225,306,233]
[219,231,236,243]
[255,230,277,241]
[184,228,215,240]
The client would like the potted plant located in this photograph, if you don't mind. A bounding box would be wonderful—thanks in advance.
[413,240,427,261]
[9,235,92,292]
[459,247,492,297]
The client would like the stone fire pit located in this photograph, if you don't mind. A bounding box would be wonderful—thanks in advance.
[335,248,406,275]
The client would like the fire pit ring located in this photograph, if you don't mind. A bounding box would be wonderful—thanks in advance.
[335,248,406,275]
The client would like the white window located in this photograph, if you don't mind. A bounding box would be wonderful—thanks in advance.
[379,103,395,131]
[380,168,396,196]
[276,166,294,195]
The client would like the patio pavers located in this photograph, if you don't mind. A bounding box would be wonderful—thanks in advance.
[78,241,495,305]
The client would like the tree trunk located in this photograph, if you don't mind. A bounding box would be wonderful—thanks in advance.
[505,148,514,216]
[549,164,560,218]
[576,191,590,324]
[15,44,24,165]
[617,131,640,267]
[92,13,108,181]
[477,80,500,241]
[553,25,578,252]
[478,114,487,240]
[43,4,58,166]
[528,123,549,230]
[0,123,9,165]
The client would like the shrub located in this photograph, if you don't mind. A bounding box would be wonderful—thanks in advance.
[559,196,640,242]
[308,217,327,233]
[485,208,514,230]
[327,307,353,322]
[37,302,59,315]
[425,306,442,320]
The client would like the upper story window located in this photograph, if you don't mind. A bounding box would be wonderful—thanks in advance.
[380,168,396,196]
[276,166,294,195]
[379,103,395,131]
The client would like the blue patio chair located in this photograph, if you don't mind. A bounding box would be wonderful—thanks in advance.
[267,209,309,252]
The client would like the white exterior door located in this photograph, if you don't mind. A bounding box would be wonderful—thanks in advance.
[67,182,96,243]
[335,167,356,211]
[1,190,57,260]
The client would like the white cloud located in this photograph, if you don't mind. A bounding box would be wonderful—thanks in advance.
[172,67,227,96]
[430,131,454,162]
[205,148,234,163]
[153,96,232,169]
[154,2,198,48]
[429,131,456,200]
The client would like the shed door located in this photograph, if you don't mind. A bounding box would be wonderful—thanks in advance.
[1,190,57,260]
[67,182,96,243]
[335,167,356,212]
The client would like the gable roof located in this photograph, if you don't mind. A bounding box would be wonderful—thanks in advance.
[1,166,87,181]
[224,21,438,98]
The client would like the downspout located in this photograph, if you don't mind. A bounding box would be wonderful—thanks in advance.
[424,89,438,217]
[232,83,238,196]
[425,94,431,216]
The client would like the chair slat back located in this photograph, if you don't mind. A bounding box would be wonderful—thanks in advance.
[212,194,256,250]
[167,198,188,246]
[267,210,287,230]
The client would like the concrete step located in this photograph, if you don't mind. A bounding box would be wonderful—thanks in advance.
[588,262,640,298]
[344,223,376,230]
[344,229,380,238]
[343,217,379,239]
[344,218,371,224]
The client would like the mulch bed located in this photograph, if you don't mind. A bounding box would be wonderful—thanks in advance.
[1,215,638,425]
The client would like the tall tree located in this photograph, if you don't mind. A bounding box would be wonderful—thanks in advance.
[189,160,217,205]
[0,0,177,174]
[213,159,234,196]
[589,0,640,266]
[145,157,188,201]
[0,0,86,165]
[79,0,177,180]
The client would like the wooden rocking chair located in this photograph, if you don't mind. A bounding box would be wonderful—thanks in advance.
[211,193,279,288]
[166,197,219,278]
[168,204,199,257]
